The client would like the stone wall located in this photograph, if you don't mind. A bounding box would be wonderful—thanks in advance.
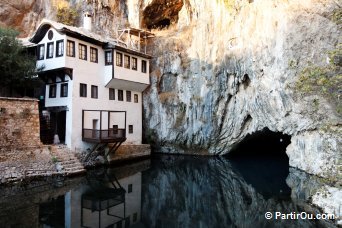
[0,97,41,148]
[108,144,151,163]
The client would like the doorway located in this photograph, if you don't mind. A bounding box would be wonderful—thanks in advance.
[56,111,66,143]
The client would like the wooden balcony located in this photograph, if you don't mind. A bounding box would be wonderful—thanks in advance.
[82,128,126,143]
[82,110,127,144]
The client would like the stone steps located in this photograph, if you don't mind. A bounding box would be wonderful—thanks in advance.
[50,145,86,176]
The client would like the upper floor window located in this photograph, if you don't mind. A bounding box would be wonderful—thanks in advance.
[134,94,138,103]
[124,55,130,69]
[90,47,98,63]
[48,30,54,40]
[132,57,137,70]
[109,88,115,100]
[118,90,123,101]
[56,40,64,57]
[49,84,56,98]
[46,42,54,59]
[37,44,45,60]
[91,85,98,99]
[126,91,131,102]
[79,44,87,60]
[105,51,112,65]
[141,60,147,73]
[67,40,75,57]
[80,83,87,97]
[61,83,68,97]
[116,52,122,67]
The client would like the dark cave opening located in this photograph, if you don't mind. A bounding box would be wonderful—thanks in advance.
[226,128,292,199]
[227,128,291,158]
[149,18,171,29]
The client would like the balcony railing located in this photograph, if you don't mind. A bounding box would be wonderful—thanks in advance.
[82,128,126,143]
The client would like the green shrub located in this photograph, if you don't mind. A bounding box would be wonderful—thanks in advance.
[54,0,79,26]
[295,46,342,114]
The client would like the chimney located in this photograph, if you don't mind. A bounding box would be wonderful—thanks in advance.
[83,12,92,31]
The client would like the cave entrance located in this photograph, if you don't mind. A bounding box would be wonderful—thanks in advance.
[226,128,292,199]
[150,18,171,29]
[228,128,291,158]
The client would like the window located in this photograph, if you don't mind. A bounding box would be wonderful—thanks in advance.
[79,43,87,60]
[56,40,64,57]
[132,57,137,70]
[116,52,122,66]
[90,47,98,63]
[126,91,131,102]
[134,94,138,103]
[46,42,54,58]
[66,40,75,57]
[124,55,130,68]
[113,125,118,134]
[80,83,87,97]
[48,30,53,40]
[60,83,68,97]
[118,90,123,101]
[91,85,98,99]
[105,51,112,65]
[128,184,133,193]
[109,88,115,100]
[128,125,133,134]
[37,44,45,60]
[141,60,147,73]
[49,84,56,98]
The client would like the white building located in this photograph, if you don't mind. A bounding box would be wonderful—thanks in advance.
[28,16,153,152]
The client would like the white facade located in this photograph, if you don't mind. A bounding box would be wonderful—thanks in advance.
[31,20,151,151]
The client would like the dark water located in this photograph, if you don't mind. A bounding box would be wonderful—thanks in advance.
[0,155,334,228]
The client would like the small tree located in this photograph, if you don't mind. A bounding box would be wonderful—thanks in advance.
[54,0,79,26]
[0,27,40,97]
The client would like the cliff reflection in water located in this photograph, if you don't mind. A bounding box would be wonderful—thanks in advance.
[141,155,330,228]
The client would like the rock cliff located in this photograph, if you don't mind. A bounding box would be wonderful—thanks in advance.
[141,0,341,180]
[0,0,340,179]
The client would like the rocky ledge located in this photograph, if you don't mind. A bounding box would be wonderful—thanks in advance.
[0,145,85,184]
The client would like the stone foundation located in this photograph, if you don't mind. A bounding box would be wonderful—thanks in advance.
[108,144,151,163]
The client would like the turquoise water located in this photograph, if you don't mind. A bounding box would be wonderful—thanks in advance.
[0,154,334,228]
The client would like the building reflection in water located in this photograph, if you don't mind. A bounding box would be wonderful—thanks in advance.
[38,160,149,228]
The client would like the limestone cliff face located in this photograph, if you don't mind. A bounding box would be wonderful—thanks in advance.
[0,0,129,37]
[0,0,340,179]
[0,0,52,37]
[140,0,341,179]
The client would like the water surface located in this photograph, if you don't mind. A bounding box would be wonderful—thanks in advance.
[0,154,333,228]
